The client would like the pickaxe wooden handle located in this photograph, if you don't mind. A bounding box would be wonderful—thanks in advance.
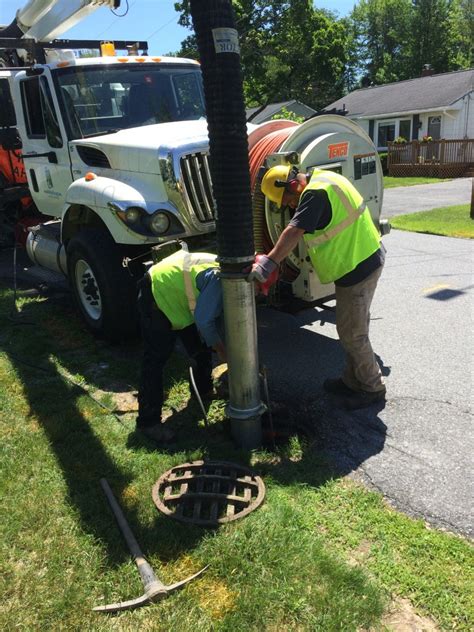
[93,478,208,613]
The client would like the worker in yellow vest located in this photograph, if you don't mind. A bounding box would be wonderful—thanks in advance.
[252,165,387,410]
[136,248,225,443]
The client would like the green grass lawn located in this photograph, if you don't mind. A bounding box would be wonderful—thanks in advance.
[383,176,452,188]
[391,204,473,238]
[0,285,472,630]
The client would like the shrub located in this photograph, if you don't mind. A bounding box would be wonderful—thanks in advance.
[378,152,388,175]
[271,107,305,124]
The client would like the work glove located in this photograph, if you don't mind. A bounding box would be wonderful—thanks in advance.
[247,255,278,283]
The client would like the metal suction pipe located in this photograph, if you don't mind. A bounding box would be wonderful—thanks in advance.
[190,0,263,449]
[221,275,264,449]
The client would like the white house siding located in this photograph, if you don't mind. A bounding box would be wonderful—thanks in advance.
[353,119,370,135]
[440,110,462,138]
[455,94,474,138]
[345,94,473,149]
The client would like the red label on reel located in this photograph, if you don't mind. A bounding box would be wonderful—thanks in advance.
[328,142,349,159]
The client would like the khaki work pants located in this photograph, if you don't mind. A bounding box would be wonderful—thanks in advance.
[335,265,385,393]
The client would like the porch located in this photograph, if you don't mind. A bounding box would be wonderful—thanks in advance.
[387,139,474,178]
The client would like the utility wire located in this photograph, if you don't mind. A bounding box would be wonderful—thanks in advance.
[96,0,136,38]
[145,15,178,43]
[111,0,130,18]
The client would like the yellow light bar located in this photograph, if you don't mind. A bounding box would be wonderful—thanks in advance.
[100,41,116,57]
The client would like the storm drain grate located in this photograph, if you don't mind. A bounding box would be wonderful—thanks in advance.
[152,461,265,527]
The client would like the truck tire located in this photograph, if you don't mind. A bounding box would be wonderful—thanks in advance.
[67,229,139,341]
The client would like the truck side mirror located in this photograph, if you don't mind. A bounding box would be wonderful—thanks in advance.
[0,127,23,151]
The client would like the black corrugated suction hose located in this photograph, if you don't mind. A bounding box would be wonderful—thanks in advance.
[189,0,254,269]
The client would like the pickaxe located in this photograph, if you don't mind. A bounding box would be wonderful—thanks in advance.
[93,478,208,613]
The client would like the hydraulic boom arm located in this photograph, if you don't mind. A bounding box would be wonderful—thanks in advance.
[1,0,119,42]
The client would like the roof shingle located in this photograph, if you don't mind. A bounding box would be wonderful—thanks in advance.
[323,69,474,117]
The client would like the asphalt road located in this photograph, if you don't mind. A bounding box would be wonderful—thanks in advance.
[382,177,473,217]
[258,229,473,536]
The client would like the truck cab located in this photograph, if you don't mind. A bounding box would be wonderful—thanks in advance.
[1,51,220,339]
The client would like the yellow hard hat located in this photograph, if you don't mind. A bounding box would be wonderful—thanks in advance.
[261,165,291,207]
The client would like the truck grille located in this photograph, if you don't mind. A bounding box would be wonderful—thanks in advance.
[180,153,215,223]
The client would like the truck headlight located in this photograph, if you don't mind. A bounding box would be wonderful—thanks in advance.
[149,211,170,235]
[125,207,142,223]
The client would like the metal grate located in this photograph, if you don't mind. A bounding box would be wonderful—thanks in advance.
[180,153,215,223]
[152,461,265,527]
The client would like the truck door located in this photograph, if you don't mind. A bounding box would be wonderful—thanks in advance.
[15,72,73,219]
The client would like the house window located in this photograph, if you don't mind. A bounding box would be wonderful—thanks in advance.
[377,122,395,147]
[399,119,411,141]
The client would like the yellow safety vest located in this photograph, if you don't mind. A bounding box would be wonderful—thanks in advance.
[149,250,219,330]
[302,169,381,283]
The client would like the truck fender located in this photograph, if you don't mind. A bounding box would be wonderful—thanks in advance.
[63,175,176,244]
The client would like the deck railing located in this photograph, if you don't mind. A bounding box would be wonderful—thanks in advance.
[387,139,474,177]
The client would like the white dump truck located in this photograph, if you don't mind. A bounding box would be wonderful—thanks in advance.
[0,0,388,339]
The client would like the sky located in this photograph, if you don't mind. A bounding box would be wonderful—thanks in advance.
[0,1,355,56]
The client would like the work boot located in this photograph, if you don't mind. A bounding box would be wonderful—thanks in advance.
[137,424,175,444]
[323,378,357,397]
[342,388,386,411]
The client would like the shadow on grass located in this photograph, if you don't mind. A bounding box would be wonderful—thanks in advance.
[0,281,207,566]
[0,272,388,564]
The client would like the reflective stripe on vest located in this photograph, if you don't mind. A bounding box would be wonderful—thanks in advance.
[149,250,218,329]
[182,251,217,314]
[304,175,366,249]
[301,170,380,284]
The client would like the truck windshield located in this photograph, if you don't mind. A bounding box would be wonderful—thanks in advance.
[54,63,206,138]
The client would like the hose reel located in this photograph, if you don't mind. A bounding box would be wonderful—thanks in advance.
[247,114,384,303]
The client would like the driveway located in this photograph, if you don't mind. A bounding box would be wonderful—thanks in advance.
[258,229,473,537]
[382,177,472,217]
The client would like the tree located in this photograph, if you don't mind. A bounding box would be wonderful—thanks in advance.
[271,106,305,123]
[348,0,413,86]
[347,0,472,87]
[445,0,474,69]
[411,0,453,74]
[174,1,348,110]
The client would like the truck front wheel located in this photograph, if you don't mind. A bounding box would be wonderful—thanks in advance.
[67,229,139,341]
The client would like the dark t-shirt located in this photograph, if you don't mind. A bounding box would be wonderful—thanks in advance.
[288,189,385,287]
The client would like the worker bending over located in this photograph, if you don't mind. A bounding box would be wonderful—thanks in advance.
[136,248,225,443]
[252,165,386,410]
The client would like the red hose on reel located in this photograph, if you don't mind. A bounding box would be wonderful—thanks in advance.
[249,128,293,191]
[248,127,293,254]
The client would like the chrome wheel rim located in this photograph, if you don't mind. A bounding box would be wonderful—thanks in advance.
[75,258,102,321]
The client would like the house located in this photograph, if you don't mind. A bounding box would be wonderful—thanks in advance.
[322,69,474,151]
[246,100,317,124]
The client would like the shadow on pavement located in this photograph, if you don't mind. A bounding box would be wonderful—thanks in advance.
[256,304,387,483]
